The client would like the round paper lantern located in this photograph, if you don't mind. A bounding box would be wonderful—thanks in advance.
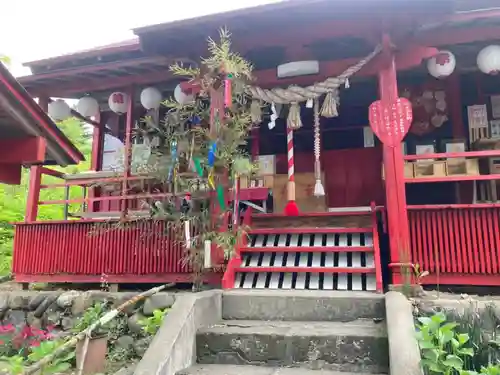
[427,51,456,79]
[76,96,99,118]
[108,92,129,114]
[174,84,195,105]
[140,87,162,110]
[477,45,500,75]
[48,99,71,121]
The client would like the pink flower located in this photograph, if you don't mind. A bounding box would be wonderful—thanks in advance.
[29,340,40,347]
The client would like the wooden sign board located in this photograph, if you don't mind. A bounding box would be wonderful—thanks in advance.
[368,98,413,147]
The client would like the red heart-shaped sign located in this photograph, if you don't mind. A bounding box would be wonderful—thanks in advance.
[369,98,413,147]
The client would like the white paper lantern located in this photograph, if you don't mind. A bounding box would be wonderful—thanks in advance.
[140,87,162,110]
[174,84,195,105]
[108,92,129,114]
[76,96,99,118]
[427,51,456,79]
[477,45,500,75]
[48,99,71,121]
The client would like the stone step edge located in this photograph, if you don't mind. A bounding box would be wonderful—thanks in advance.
[197,319,387,338]
[177,364,388,375]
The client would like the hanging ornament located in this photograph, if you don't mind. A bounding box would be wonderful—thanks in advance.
[216,185,226,211]
[477,45,500,75]
[76,96,99,118]
[224,73,233,108]
[168,140,178,182]
[108,92,129,114]
[306,98,314,108]
[427,51,456,79]
[174,83,195,105]
[250,100,262,123]
[321,92,339,118]
[268,102,279,129]
[48,99,71,121]
[207,142,217,189]
[287,102,302,130]
[313,100,325,197]
[140,87,162,110]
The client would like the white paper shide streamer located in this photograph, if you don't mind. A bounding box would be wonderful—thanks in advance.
[204,240,212,269]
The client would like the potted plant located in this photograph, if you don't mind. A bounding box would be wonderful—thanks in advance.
[73,302,109,375]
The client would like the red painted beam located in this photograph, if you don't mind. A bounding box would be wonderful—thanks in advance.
[240,246,373,253]
[19,56,174,83]
[416,25,500,47]
[249,227,372,235]
[0,137,46,164]
[0,164,22,185]
[24,44,437,97]
[233,266,375,273]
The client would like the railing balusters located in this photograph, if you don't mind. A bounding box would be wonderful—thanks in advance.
[407,206,500,286]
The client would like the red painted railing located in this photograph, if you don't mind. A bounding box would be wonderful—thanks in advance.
[12,220,222,284]
[407,205,500,286]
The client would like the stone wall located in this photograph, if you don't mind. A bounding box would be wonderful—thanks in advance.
[0,290,177,357]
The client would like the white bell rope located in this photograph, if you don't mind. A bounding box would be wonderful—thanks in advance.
[313,99,325,197]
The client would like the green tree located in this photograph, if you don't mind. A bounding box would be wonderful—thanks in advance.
[0,117,91,274]
[139,29,255,288]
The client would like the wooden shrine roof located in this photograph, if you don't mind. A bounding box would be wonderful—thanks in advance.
[0,63,84,166]
[16,0,500,99]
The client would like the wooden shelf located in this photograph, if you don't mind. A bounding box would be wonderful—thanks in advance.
[404,150,500,161]
[405,173,500,183]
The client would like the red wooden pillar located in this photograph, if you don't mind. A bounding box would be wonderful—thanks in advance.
[378,35,411,285]
[88,110,104,212]
[25,97,50,222]
[251,126,260,161]
[121,87,134,216]
[446,73,467,203]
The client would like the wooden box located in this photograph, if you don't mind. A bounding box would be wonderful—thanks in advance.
[382,163,414,179]
[240,175,274,189]
[445,158,479,176]
[273,173,327,213]
[413,161,446,178]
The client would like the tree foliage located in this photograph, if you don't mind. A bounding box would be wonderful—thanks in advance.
[140,30,256,287]
[0,118,91,274]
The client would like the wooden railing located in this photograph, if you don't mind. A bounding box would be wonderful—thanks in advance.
[12,219,223,284]
[407,204,500,286]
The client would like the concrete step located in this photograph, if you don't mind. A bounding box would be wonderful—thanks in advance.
[177,364,388,375]
[196,320,389,374]
[222,290,385,321]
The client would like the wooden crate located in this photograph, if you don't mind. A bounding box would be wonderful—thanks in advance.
[273,173,327,213]
[240,175,274,189]
[445,158,479,176]
[413,161,446,178]
[382,163,414,179]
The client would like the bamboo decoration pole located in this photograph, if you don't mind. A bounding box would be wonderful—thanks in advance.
[22,283,174,375]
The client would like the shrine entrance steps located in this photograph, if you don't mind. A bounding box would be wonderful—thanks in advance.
[228,207,382,292]
[177,290,388,375]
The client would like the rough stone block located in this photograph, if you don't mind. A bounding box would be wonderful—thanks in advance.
[196,320,389,374]
[222,290,385,322]
[142,293,175,316]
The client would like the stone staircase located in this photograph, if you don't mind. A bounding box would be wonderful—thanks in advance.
[176,290,389,375]
[223,206,383,292]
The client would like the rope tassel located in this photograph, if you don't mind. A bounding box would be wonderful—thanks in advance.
[321,91,339,118]
[287,102,302,130]
[250,99,262,123]
[313,100,325,197]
